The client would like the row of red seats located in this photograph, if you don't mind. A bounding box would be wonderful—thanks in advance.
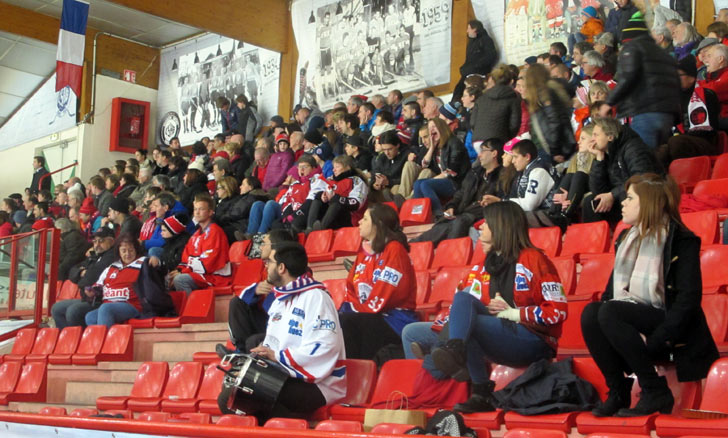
[669,153,728,193]
[0,361,46,405]
[0,325,132,365]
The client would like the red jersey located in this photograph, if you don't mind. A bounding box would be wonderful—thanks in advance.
[700,66,728,118]
[32,216,54,230]
[178,222,232,287]
[95,257,145,311]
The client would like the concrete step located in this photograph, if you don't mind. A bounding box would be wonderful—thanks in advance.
[152,340,221,362]
[64,381,133,406]
[133,323,228,362]
[4,401,94,414]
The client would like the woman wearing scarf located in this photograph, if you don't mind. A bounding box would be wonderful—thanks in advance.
[581,174,718,417]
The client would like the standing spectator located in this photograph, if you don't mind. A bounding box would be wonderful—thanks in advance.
[388,89,403,122]
[56,218,91,282]
[470,64,522,143]
[607,12,681,150]
[30,155,50,195]
[649,0,683,30]
[217,97,236,135]
[235,95,263,142]
[605,0,638,41]
[88,176,113,218]
[453,20,498,103]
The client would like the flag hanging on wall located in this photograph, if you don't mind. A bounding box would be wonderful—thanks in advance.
[56,0,89,97]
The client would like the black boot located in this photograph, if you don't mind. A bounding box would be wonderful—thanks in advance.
[592,377,633,417]
[616,376,674,417]
[431,339,469,382]
[454,380,496,413]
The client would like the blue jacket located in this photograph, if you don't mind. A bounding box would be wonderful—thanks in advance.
[143,201,193,250]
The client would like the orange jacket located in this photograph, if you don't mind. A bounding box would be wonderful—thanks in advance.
[580,18,603,43]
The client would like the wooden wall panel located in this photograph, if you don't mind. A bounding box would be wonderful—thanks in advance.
[695,0,715,34]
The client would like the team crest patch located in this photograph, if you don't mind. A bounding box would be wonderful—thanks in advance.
[271,312,283,322]
[515,264,533,281]
[515,273,529,291]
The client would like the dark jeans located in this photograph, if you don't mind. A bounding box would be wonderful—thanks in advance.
[339,312,403,360]
[227,296,269,353]
[655,132,720,169]
[448,292,554,384]
[307,197,352,230]
[51,299,98,329]
[581,300,665,389]
[411,213,477,247]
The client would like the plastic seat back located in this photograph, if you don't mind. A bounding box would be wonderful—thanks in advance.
[231,258,264,287]
[8,328,37,356]
[470,239,486,265]
[380,201,399,214]
[14,362,46,396]
[408,241,434,271]
[196,364,226,400]
[305,229,334,256]
[228,240,251,264]
[529,226,562,257]
[0,361,22,393]
[181,288,215,320]
[315,420,363,432]
[681,210,719,246]
[428,266,473,306]
[340,359,377,405]
[216,415,257,427]
[138,411,170,422]
[129,362,169,398]
[698,357,728,411]
[57,280,81,301]
[669,156,711,192]
[702,295,728,344]
[399,198,433,226]
[503,430,567,438]
[99,324,133,359]
[551,256,576,295]
[176,412,211,424]
[162,361,203,399]
[414,270,431,305]
[711,153,728,179]
[572,357,609,400]
[701,245,728,293]
[431,237,473,271]
[39,406,67,416]
[609,221,632,253]
[74,325,106,355]
[370,359,423,404]
[693,177,728,198]
[323,279,347,310]
[69,408,98,417]
[561,221,610,258]
[52,326,82,355]
[330,227,362,257]
[264,417,308,429]
[29,328,60,357]
[574,253,614,297]
[558,301,590,350]
[370,423,418,434]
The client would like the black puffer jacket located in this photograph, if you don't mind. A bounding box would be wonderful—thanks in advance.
[460,31,498,77]
[58,230,91,282]
[371,147,411,187]
[435,136,471,188]
[529,84,576,159]
[470,84,522,142]
[588,126,661,203]
[607,34,681,119]
[445,165,504,215]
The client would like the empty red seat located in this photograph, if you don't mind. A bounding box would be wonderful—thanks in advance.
[133,361,202,412]
[0,361,22,405]
[609,221,632,253]
[315,420,363,431]
[327,359,378,421]
[309,227,362,262]
[529,226,562,257]
[712,153,728,179]
[701,245,728,293]
[24,328,59,363]
[96,361,169,411]
[228,240,251,263]
[192,339,234,364]
[305,229,334,257]
[192,364,227,415]
[69,408,98,417]
[681,210,719,246]
[430,237,473,273]
[370,423,418,434]
[551,257,576,296]
[2,328,37,362]
[417,265,472,317]
[702,295,728,347]
[138,411,170,422]
[95,324,133,362]
[573,253,614,300]
[471,239,487,265]
[415,270,432,306]
[561,221,610,260]
[323,279,347,310]
[669,156,711,193]
[71,325,107,365]
[264,417,308,429]
[0,362,47,404]
[56,280,81,301]
[215,415,257,426]
[409,241,434,271]
[230,258,265,288]
[503,430,567,438]
[174,412,211,424]
[39,406,67,416]
[155,288,215,328]
[557,301,591,356]
[693,177,728,198]
[48,326,82,365]
[400,198,433,226]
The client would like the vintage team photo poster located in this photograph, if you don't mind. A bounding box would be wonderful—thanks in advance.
[291,0,452,111]
[157,34,281,146]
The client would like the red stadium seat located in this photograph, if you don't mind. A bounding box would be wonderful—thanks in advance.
[96,362,169,411]
[551,257,576,296]
[693,177,728,198]
[0,362,47,403]
[609,221,632,253]
[400,198,433,226]
[529,226,562,257]
[69,408,98,417]
[138,411,170,422]
[47,326,82,365]
[264,417,309,429]
[309,227,362,262]
[39,406,67,416]
[409,241,434,271]
[132,361,202,412]
[96,324,133,362]
[0,361,22,404]
[315,420,363,432]
[2,328,37,362]
[56,280,81,301]
[370,423,418,434]
[228,240,251,263]
[191,364,226,415]
[323,279,347,310]
[573,253,614,300]
[24,327,59,363]
[129,291,185,328]
[471,239,487,265]
[230,258,265,288]
[175,412,211,424]
[701,245,728,294]
[461,364,528,429]
[103,410,133,418]
[503,430,567,438]
[155,288,215,328]
[192,339,234,364]
[381,201,399,213]
[71,325,107,365]
[417,266,472,317]
[430,237,473,273]
[557,301,591,356]
[669,156,711,193]
[702,295,728,346]
[327,359,378,421]
[561,221,610,260]
[681,210,719,246]
[215,415,257,426]
[712,153,728,179]
[415,270,432,306]
[305,229,334,257]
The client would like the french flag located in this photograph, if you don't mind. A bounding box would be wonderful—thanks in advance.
[56,0,89,97]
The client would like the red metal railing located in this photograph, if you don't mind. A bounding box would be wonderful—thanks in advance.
[37,160,78,192]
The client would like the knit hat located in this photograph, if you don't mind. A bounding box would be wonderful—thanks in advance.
[503,137,521,155]
[275,132,290,145]
[304,130,323,145]
[212,150,230,160]
[594,32,614,48]
[12,210,26,225]
[696,37,719,55]
[344,134,364,148]
[93,227,115,239]
[620,12,648,42]
[352,94,368,101]
[439,102,460,121]
[524,56,538,65]
[677,54,698,78]
[79,197,96,215]
[108,197,130,214]
[313,142,334,161]
[162,213,189,235]
[581,6,597,19]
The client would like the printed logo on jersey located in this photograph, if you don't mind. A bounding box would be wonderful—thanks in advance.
[468,280,482,299]
[288,319,303,336]
[292,307,305,318]
[357,283,373,304]
[109,271,118,279]
[515,264,533,281]
[541,282,567,302]
[372,266,402,287]
[515,273,529,291]
[355,263,367,273]
[312,315,337,332]
[271,312,283,322]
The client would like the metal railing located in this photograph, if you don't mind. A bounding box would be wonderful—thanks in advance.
[37,161,78,192]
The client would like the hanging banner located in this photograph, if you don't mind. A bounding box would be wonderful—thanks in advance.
[291,0,451,111]
[156,34,280,146]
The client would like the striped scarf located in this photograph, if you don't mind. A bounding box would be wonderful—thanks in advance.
[612,226,666,309]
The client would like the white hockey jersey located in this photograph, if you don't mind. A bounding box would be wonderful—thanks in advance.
[263,275,347,405]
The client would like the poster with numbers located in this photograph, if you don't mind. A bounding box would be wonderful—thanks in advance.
[156,34,280,146]
[291,0,451,111]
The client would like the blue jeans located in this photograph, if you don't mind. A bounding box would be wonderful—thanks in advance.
[413,177,456,216]
[629,112,674,150]
[85,302,140,327]
[52,299,96,329]
[148,247,164,258]
[448,291,553,384]
[401,322,447,379]
[172,273,200,294]
[246,200,282,234]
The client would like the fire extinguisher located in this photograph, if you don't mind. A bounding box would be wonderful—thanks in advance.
[129,116,141,138]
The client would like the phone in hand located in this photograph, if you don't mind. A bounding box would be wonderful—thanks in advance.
[591,198,599,211]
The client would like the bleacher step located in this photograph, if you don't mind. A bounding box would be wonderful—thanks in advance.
[64,381,133,406]
[4,402,94,414]
[133,324,228,362]
[152,340,221,362]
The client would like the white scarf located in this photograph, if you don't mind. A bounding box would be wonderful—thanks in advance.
[612,226,667,309]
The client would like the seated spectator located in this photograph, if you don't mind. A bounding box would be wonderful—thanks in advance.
[300,155,368,232]
[78,197,101,240]
[88,175,113,217]
[116,173,138,200]
[106,198,142,239]
[56,218,91,282]
[426,201,567,413]
[340,204,417,360]
[673,22,701,60]
[225,141,250,183]
[370,130,412,203]
[282,154,320,186]
[248,146,271,184]
[1,198,16,217]
[344,133,373,173]
[551,63,580,98]
[312,141,335,179]
[0,211,11,237]
[551,124,596,222]
[53,227,116,328]
[577,6,603,44]
[470,64,522,144]
[169,193,231,294]
[262,133,295,192]
[413,118,471,218]
[573,80,609,139]
[85,233,171,327]
[128,166,152,206]
[31,201,54,230]
[105,174,120,196]
[699,43,728,129]
[289,131,305,161]
[571,41,594,79]
[582,117,660,224]
[399,101,425,148]
[189,140,210,171]
[651,26,674,53]
[135,149,155,172]
[581,174,718,417]
[178,168,208,213]
[167,156,187,193]
[593,32,616,73]
[148,213,191,274]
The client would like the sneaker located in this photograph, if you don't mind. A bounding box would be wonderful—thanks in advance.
[431,339,470,382]
[215,343,234,359]
[592,377,633,417]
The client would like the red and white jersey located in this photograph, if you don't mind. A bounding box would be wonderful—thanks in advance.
[95,256,145,311]
[308,173,368,210]
[178,222,231,287]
